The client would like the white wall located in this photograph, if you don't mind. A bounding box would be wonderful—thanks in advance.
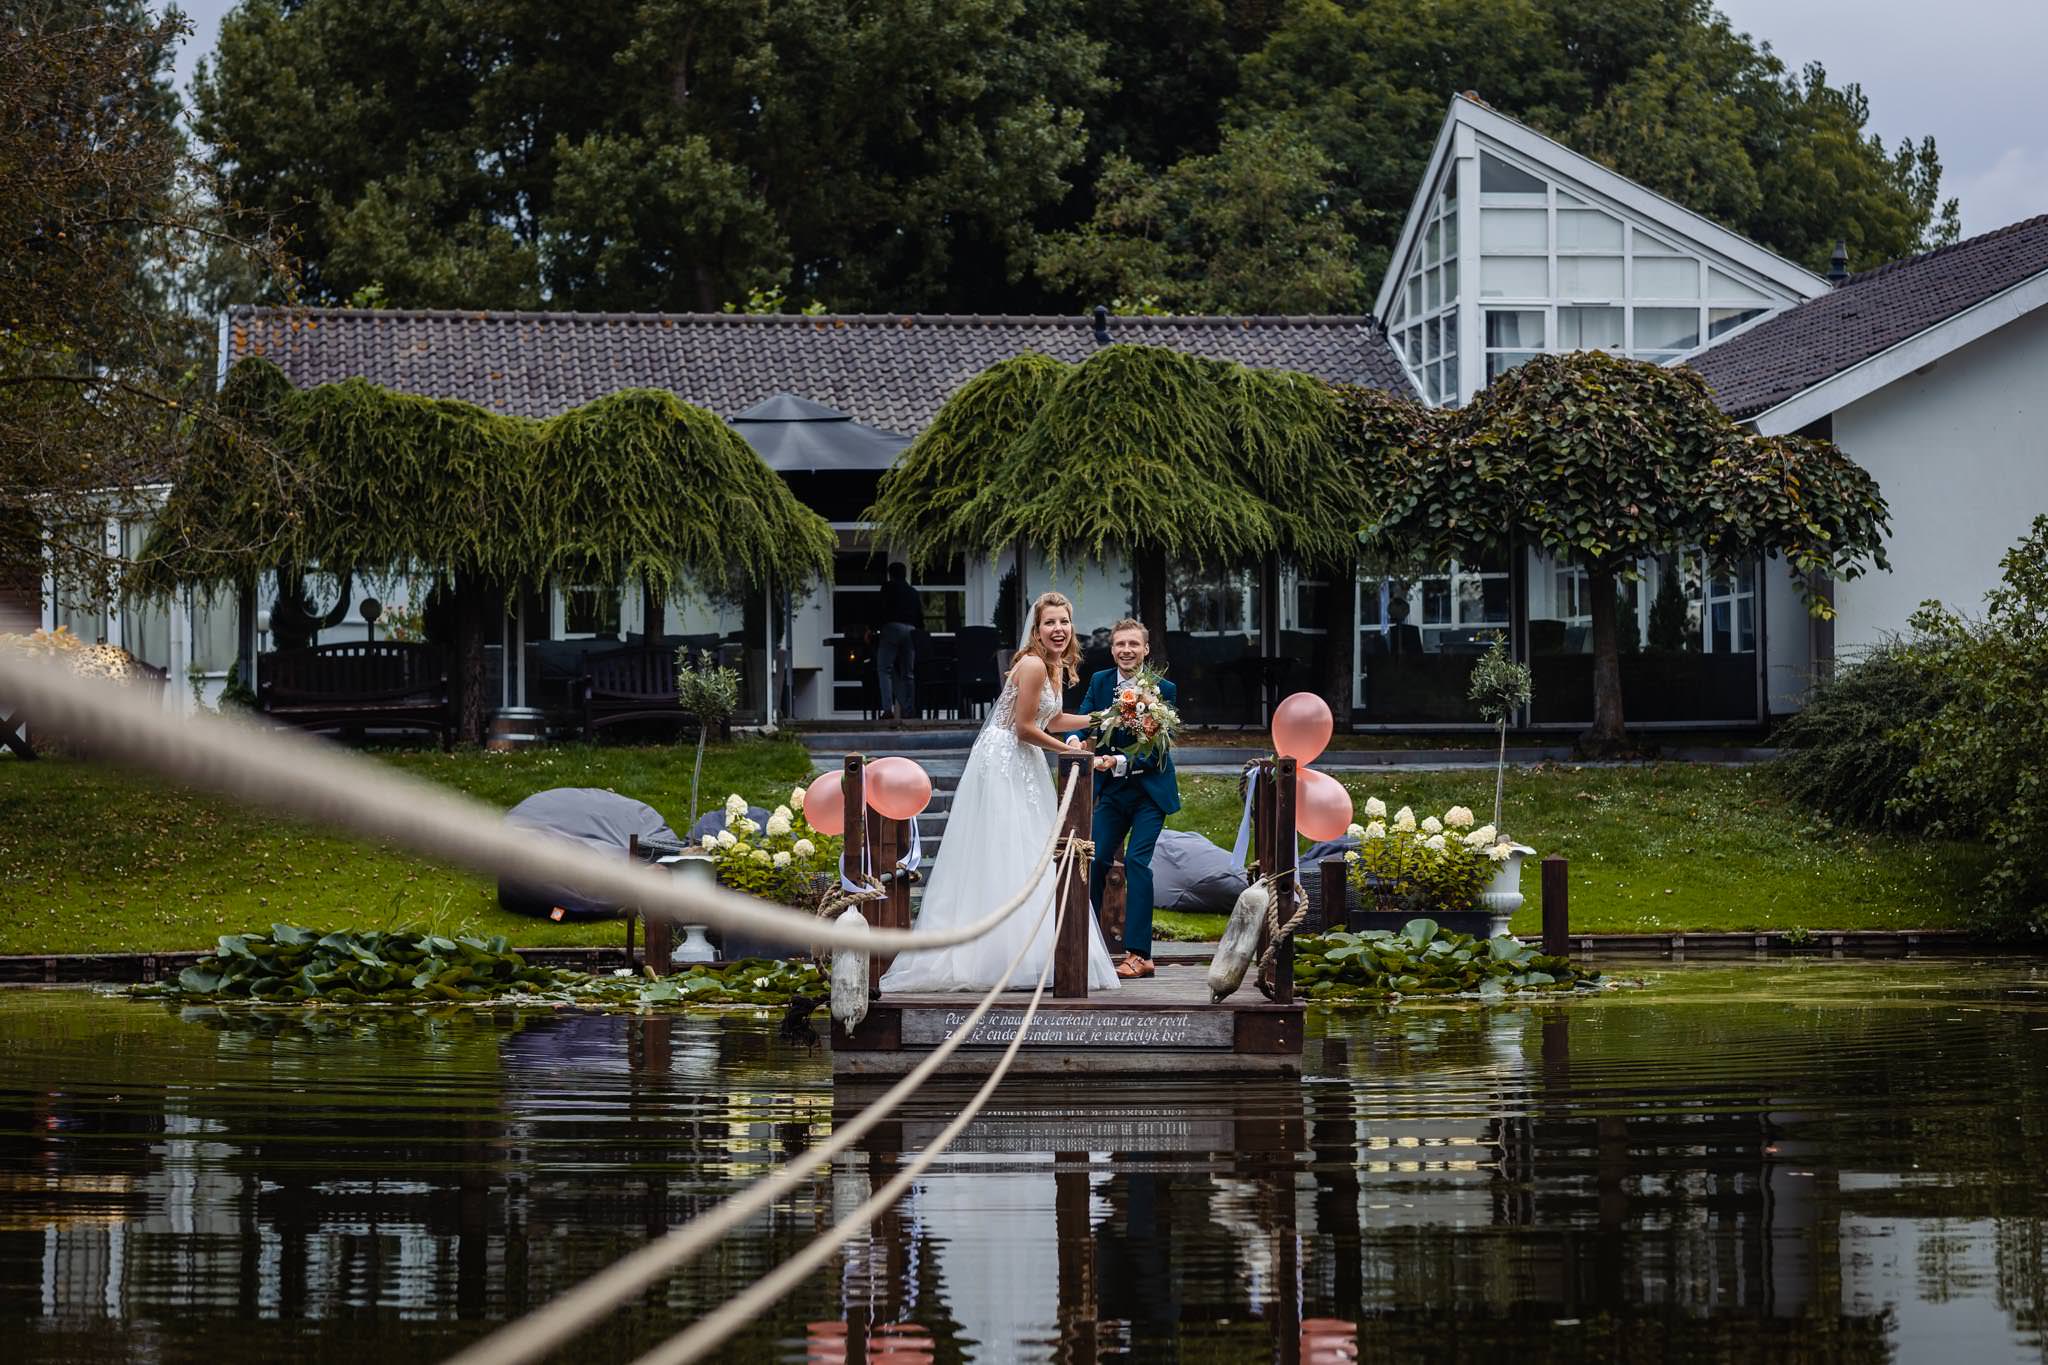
[1829,303,2048,655]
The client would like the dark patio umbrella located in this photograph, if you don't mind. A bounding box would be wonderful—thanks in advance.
[730,393,911,473]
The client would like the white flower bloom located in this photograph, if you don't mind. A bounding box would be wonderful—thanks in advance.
[1424,833,1447,852]
[715,830,737,848]
[789,786,806,811]
[752,848,772,865]
[1364,821,1387,840]
[765,813,792,839]
[1364,796,1387,820]
[701,833,718,850]
[773,804,793,824]
[792,838,816,859]
[724,793,747,819]
[1393,806,1416,831]
[1345,822,1364,842]
[1488,842,1512,862]
[734,816,760,838]
[731,840,751,854]
[1470,824,1498,846]
[1344,849,1360,863]
[1421,815,1443,835]
[1444,805,1474,829]
[772,851,791,868]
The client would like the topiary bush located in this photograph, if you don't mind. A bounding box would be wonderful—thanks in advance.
[1769,641,1951,831]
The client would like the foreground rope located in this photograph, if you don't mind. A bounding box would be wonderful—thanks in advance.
[443,842,1080,1365]
[629,846,1076,1365]
[1256,871,1308,973]
[0,654,1075,955]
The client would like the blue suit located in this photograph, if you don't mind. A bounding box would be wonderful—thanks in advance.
[1076,668,1181,958]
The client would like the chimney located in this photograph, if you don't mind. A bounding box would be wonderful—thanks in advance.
[1827,240,1851,286]
[1091,304,1113,346]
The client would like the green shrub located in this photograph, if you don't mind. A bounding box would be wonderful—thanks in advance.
[1898,516,2048,937]
[1769,641,1950,831]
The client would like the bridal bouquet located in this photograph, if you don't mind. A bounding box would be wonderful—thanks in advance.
[1087,664,1181,764]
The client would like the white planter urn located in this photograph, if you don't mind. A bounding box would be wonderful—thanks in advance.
[1476,843,1537,939]
[665,852,720,965]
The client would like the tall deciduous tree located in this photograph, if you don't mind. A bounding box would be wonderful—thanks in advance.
[1,1,290,619]
[1352,351,1891,754]
[195,0,1104,313]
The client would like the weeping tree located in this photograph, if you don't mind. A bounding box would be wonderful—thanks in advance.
[139,358,834,742]
[1353,350,1891,755]
[869,344,1370,674]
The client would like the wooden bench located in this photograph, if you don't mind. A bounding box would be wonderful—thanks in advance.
[579,646,695,735]
[259,642,454,748]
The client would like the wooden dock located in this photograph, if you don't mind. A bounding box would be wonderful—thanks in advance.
[829,963,1304,1076]
[828,752,1306,1079]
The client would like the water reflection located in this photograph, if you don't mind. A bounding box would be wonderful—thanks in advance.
[1,962,2046,1361]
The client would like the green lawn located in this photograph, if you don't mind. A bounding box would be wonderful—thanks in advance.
[0,741,813,954]
[0,748,1995,954]
[1167,764,1992,936]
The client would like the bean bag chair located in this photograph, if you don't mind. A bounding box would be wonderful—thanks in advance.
[497,787,681,919]
[1150,829,1249,913]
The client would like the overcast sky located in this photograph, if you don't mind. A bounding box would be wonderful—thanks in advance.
[167,0,2048,242]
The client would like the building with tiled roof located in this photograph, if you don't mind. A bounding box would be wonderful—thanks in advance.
[224,307,1414,429]
[38,97,2048,734]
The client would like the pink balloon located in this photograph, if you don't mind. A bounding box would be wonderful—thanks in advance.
[803,770,846,836]
[866,756,934,821]
[1271,692,1334,765]
[1294,766,1354,843]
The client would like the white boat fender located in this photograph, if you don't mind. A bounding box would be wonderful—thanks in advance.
[1208,881,1269,1002]
[830,907,871,1030]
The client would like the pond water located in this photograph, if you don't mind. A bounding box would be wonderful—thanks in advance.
[4,960,2048,1363]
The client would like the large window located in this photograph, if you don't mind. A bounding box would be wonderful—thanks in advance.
[1356,554,1512,724]
[561,583,622,637]
[1388,171,1461,404]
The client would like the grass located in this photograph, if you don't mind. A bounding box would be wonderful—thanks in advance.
[1,747,1997,954]
[0,740,813,955]
[1164,763,1994,938]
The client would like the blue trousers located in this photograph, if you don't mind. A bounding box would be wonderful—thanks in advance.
[1091,782,1167,957]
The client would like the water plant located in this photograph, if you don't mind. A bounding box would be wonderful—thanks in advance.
[1295,920,1600,1001]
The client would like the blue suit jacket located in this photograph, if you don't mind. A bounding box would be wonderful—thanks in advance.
[1078,668,1181,815]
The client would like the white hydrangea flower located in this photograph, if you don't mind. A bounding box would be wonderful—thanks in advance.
[1424,833,1447,852]
[715,830,737,848]
[752,848,772,865]
[1421,815,1443,835]
[1364,796,1387,820]
[731,840,751,854]
[1344,849,1360,863]
[789,786,807,811]
[772,851,791,868]
[765,813,792,839]
[700,833,718,850]
[724,793,747,819]
[1345,822,1364,842]
[792,838,816,859]
[732,816,758,837]
[1364,820,1387,840]
[773,804,793,824]
[1488,842,1512,861]
[1393,806,1416,831]
[1470,824,1498,846]
[1444,805,1474,829]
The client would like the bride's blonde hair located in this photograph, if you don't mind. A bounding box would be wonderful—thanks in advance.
[1018,590,1081,692]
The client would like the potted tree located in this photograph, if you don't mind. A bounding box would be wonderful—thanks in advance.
[1467,634,1535,934]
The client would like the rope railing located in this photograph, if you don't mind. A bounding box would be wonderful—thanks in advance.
[0,654,1075,954]
[443,841,1081,1365]
[629,847,1075,1365]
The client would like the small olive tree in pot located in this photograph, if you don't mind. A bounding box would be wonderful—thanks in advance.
[675,648,741,826]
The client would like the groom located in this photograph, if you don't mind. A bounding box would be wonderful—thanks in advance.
[1077,618,1180,979]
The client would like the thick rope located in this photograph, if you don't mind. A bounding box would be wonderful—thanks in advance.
[442,842,1082,1365]
[0,654,1075,954]
[628,845,1076,1365]
[1256,871,1308,973]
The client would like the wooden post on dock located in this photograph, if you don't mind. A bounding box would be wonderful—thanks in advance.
[1054,751,1093,998]
[1542,855,1570,957]
[844,756,876,995]
[1319,857,1347,934]
[871,802,909,984]
[1271,757,1297,1005]
[630,833,673,973]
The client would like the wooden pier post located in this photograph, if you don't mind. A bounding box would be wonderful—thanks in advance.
[1318,856,1347,934]
[1271,758,1297,1006]
[844,756,875,995]
[871,804,909,983]
[1541,855,1570,957]
[628,834,673,974]
[1054,751,1093,998]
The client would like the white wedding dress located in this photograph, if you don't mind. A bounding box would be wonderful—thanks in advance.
[880,672,1121,993]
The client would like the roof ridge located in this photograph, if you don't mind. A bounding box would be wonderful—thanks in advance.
[227,304,1380,328]
[1846,213,2048,288]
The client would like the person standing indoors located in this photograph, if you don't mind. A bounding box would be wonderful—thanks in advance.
[876,562,923,726]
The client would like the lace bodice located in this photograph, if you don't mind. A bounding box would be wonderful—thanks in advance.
[971,672,1058,803]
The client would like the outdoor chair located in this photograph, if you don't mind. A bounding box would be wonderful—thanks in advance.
[954,625,1002,717]
[258,641,455,748]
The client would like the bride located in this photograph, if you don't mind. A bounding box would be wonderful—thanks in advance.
[880,591,1122,993]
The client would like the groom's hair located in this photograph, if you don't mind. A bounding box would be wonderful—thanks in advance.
[1110,617,1149,644]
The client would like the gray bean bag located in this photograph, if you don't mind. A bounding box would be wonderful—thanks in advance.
[1151,829,1249,913]
[498,787,680,920]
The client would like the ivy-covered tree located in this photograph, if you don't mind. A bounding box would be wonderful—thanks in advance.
[1353,351,1891,754]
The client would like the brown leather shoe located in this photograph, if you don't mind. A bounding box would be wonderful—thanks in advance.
[1115,953,1155,979]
